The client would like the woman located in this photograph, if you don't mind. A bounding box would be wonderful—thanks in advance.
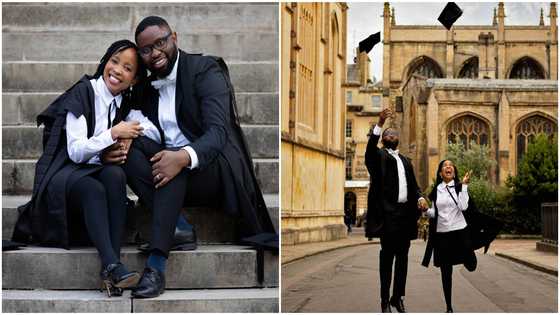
[421,160,476,312]
[12,39,156,296]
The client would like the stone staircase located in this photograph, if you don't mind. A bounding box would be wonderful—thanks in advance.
[2,3,278,312]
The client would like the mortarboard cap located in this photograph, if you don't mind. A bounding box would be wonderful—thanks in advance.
[359,32,381,54]
[438,2,463,30]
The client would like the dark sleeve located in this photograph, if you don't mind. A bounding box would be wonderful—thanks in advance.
[188,57,231,168]
[364,132,381,175]
[408,158,423,201]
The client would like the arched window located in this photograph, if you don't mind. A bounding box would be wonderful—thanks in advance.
[447,115,490,149]
[509,57,545,79]
[408,56,443,79]
[516,115,556,166]
[458,57,479,79]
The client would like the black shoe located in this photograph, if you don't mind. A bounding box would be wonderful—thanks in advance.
[100,263,140,297]
[138,223,197,253]
[381,299,392,313]
[390,296,406,313]
[446,307,454,313]
[131,267,165,299]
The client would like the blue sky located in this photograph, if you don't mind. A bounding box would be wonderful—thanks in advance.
[347,2,552,80]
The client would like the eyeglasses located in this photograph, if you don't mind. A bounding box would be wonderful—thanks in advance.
[138,33,172,56]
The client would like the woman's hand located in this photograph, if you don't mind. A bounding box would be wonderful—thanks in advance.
[111,121,143,139]
[462,170,472,185]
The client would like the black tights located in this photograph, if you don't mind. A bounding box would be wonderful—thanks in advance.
[68,166,128,267]
[440,264,453,310]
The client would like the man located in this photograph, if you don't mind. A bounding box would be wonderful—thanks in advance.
[103,16,276,298]
[365,108,428,313]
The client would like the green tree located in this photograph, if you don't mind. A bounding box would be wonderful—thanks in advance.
[445,141,496,181]
[507,133,558,203]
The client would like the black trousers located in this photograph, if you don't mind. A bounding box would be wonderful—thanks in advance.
[122,136,220,257]
[68,165,128,267]
[379,232,411,301]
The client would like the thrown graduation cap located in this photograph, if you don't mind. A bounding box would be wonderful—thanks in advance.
[359,32,381,54]
[438,2,463,30]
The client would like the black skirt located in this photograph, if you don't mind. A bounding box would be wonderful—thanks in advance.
[433,227,476,268]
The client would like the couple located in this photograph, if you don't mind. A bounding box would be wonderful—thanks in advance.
[365,108,498,313]
[12,16,276,298]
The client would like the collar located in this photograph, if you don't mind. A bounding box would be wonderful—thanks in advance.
[438,181,455,190]
[151,51,179,89]
[386,148,399,155]
[92,77,122,109]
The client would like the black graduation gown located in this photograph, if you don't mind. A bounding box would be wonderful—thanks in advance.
[421,181,503,267]
[137,51,277,246]
[364,132,423,240]
[12,75,130,249]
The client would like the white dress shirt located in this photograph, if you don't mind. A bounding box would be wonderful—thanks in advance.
[66,77,160,165]
[373,125,410,203]
[426,181,469,233]
[151,52,199,169]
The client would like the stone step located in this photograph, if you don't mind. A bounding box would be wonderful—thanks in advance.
[2,124,278,160]
[3,91,278,126]
[3,61,278,93]
[2,288,278,312]
[2,194,279,241]
[2,158,278,196]
[3,32,277,63]
[2,3,277,34]
[3,246,271,290]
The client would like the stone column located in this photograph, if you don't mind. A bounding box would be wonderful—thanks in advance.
[446,28,454,78]
[382,2,392,110]
[550,3,558,80]
[497,3,506,79]
[426,91,440,184]
[497,90,510,184]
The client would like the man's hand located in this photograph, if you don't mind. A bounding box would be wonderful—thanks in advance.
[378,108,393,127]
[101,142,128,165]
[418,198,429,212]
[151,150,191,189]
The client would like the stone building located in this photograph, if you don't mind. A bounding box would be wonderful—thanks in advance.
[382,2,558,189]
[281,2,348,244]
[343,50,382,223]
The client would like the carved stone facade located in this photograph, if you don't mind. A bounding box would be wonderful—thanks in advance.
[281,2,348,245]
[383,2,558,188]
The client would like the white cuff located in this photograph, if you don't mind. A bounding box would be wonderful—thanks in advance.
[101,128,117,144]
[183,146,199,169]
[462,184,468,192]
[373,124,382,136]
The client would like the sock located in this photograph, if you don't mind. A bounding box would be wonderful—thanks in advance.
[147,250,167,274]
[176,214,192,230]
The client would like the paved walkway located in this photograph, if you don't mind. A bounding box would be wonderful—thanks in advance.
[282,229,557,276]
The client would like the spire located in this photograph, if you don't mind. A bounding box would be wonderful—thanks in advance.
[391,7,396,25]
[493,8,497,26]
[497,2,505,20]
[540,8,545,26]
[551,2,557,20]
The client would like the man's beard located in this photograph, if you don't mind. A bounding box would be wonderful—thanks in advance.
[382,138,399,150]
[154,48,178,78]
